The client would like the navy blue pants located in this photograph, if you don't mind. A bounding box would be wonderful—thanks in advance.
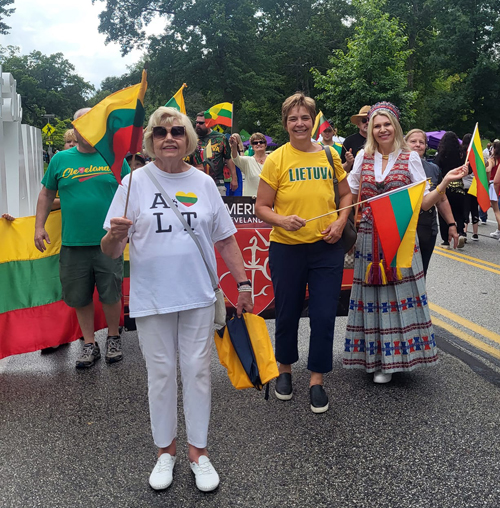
[269,240,344,373]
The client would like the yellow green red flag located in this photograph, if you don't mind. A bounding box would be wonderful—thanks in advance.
[369,180,426,268]
[72,69,148,184]
[466,123,489,211]
[205,102,232,128]
[312,111,330,141]
[165,83,187,114]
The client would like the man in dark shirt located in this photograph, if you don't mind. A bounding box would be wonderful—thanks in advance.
[188,112,238,196]
[341,105,371,172]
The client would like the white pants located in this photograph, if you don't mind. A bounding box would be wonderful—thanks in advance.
[135,304,214,449]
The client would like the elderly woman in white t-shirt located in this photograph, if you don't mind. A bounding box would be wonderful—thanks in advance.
[101,107,253,493]
[229,132,268,196]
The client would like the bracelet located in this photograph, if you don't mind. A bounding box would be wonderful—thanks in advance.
[238,285,252,293]
[448,222,457,228]
[436,185,445,195]
[237,280,252,288]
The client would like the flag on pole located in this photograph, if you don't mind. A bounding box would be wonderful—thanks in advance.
[239,129,251,142]
[72,69,148,185]
[0,212,125,359]
[204,102,232,128]
[312,111,330,141]
[165,83,187,114]
[369,180,426,268]
[466,123,489,211]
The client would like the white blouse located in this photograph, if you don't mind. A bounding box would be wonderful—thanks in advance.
[347,149,430,196]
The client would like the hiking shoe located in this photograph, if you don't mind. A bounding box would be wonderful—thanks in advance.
[275,372,293,401]
[105,335,123,364]
[310,385,329,414]
[190,456,220,492]
[149,453,176,490]
[490,230,500,239]
[76,342,101,369]
[472,234,479,241]
[457,235,465,249]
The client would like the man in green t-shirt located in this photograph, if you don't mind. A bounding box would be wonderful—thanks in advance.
[34,108,130,369]
[186,112,238,196]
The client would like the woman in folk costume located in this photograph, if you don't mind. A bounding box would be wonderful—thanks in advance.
[343,102,467,384]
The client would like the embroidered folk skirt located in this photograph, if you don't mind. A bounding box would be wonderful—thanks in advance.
[343,221,438,373]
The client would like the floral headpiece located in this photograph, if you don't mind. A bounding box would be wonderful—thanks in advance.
[367,102,401,122]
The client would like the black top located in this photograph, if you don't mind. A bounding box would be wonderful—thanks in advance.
[341,132,367,163]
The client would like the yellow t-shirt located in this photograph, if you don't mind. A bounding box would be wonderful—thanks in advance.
[260,143,347,245]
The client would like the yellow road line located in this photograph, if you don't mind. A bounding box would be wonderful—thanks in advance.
[431,315,500,361]
[429,302,500,346]
[434,246,500,269]
[433,250,500,275]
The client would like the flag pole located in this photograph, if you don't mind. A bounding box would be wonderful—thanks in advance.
[466,122,477,162]
[124,154,136,217]
[231,102,234,135]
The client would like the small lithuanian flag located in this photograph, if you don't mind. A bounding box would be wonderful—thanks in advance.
[165,83,187,114]
[204,102,232,128]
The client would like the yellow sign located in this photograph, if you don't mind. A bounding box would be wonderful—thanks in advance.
[42,123,55,136]
[213,125,224,133]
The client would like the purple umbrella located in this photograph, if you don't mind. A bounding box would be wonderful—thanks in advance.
[243,135,277,147]
[426,130,462,149]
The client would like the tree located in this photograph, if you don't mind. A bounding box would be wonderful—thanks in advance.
[0,47,94,127]
[312,0,417,134]
[0,0,14,35]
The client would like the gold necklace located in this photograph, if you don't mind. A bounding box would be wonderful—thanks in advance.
[381,155,389,160]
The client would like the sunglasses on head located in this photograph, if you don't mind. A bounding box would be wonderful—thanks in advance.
[152,125,186,139]
[251,140,266,145]
[361,117,368,124]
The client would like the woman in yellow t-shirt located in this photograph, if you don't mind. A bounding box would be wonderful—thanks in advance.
[255,93,352,413]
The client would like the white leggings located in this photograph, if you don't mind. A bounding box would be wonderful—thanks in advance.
[135,304,215,449]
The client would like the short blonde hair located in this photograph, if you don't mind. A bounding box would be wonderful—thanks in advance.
[405,129,427,145]
[364,111,408,156]
[144,107,198,158]
[281,92,316,128]
[63,129,77,143]
[249,132,266,146]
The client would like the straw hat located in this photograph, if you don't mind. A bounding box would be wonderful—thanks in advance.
[350,105,371,125]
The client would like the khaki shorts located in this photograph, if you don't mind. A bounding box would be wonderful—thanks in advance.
[59,245,123,308]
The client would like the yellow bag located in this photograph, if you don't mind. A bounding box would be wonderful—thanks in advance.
[214,313,279,392]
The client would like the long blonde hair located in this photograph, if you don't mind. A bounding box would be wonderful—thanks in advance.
[364,111,408,155]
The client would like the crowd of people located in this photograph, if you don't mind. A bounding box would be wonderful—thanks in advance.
[2,92,497,496]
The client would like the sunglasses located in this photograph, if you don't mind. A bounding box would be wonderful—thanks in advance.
[195,121,206,125]
[152,125,185,139]
[251,140,266,145]
[361,118,368,124]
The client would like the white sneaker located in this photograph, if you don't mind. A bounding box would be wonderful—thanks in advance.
[490,230,500,239]
[373,371,393,384]
[457,235,466,248]
[190,456,220,492]
[149,453,176,490]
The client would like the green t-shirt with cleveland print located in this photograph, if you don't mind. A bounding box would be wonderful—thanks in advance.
[42,147,130,246]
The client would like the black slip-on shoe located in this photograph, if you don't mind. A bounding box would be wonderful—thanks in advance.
[275,372,293,401]
[310,384,329,413]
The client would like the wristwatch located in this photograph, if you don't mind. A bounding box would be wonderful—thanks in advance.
[448,222,457,228]
[237,280,252,288]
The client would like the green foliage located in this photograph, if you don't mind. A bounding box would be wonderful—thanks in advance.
[0,46,94,127]
[313,0,417,134]
[0,0,14,35]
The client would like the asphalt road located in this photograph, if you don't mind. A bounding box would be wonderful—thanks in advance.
[1,221,500,508]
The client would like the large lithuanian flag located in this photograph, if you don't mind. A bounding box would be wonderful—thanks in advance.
[72,69,148,184]
[165,83,187,114]
[369,180,426,268]
[204,102,232,128]
[0,212,128,360]
[466,123,490,211]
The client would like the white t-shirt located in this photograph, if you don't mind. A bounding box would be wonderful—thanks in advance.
[347,149,430,195]
[104,163,237,318]
[231,154,263,196]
